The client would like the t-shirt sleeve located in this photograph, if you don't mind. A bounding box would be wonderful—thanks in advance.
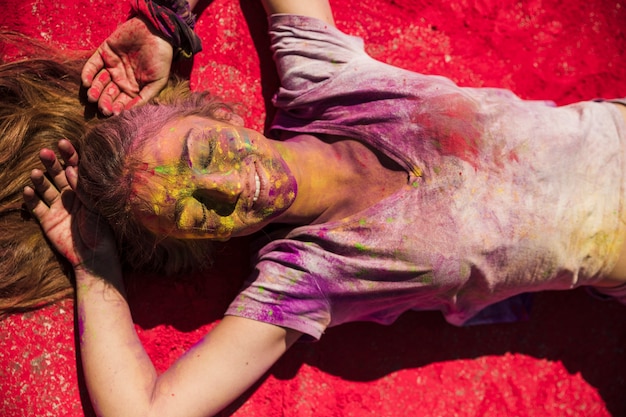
[225,256,331,341]
[266,14,450,175]
[269,14,367,105]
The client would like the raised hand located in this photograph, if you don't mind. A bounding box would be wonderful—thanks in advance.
[23,140,118,274]
[82,17,174,116]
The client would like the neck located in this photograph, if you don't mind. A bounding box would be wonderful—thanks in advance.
[270,134,406,225]
[269,135,341,224]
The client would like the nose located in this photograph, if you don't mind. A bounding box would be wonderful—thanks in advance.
[193,171,242,206]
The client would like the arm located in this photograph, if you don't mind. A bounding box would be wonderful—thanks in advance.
[24,142,301,417]
[82,0,202,116]
[78,280,300,417]
[261,0,335,26]
[84,0,334,116]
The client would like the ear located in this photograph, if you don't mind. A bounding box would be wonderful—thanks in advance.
[211,107,245,127]
[228,113,245,127]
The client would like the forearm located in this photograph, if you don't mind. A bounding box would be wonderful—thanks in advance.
[76,264,299,417]
[75,267,158,417]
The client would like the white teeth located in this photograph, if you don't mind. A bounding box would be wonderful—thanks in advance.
[253,173,260,203]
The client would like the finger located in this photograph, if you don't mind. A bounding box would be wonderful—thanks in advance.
[23,185,49,220]
[111,92,134,116]
[81,50,105,87]
[136,79,168,105]
[39,148,71,192]
[58,139,79,167]
[87,69,112,103]
[110,68,140,97]
[99,81,121,116]
[125,95,144,111]
[114,79,169,114]
[29,168,62,207]
[58,140,80,190]
[65,165,79,190]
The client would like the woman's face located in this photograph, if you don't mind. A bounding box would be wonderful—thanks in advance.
[131,116,297,240]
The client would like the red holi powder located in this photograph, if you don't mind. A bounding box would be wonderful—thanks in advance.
[412,94,482,168]
[1,1,625,416]
[126,96,142,109]
[97,71,109,83]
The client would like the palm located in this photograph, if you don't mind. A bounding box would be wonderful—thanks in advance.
[23,143,117,272]
[82,17,174,115]
[39,183,83,267]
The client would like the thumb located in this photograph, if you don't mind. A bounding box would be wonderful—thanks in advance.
[137,79,169,104]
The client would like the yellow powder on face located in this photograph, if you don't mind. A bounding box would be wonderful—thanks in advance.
[147,184,170,216]
[178,206,194,227]
[135,170,190,219]
[213,217,236,238]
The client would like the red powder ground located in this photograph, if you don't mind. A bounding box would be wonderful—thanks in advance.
[1,0,625,416]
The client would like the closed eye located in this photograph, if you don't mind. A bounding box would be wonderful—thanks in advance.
[198,139,215,170]
[193,129,216,170]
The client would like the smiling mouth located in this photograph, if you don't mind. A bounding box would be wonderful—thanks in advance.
[253,172,260,203]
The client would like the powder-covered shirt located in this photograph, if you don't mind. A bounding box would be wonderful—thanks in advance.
[225,14,626,340]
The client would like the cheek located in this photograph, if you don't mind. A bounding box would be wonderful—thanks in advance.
[133,179,179,223]
[132,199,176,236]
[141,186,177,217]
[214,218,236,236]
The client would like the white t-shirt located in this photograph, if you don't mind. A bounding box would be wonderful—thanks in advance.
[226,14,626,340]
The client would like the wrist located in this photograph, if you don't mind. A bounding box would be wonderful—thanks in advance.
[129,0,202,60]
[156,0,197,29]
[73,252,123,280]
[74,262,126,296]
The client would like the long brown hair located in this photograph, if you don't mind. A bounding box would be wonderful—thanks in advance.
[0,43,89,316]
